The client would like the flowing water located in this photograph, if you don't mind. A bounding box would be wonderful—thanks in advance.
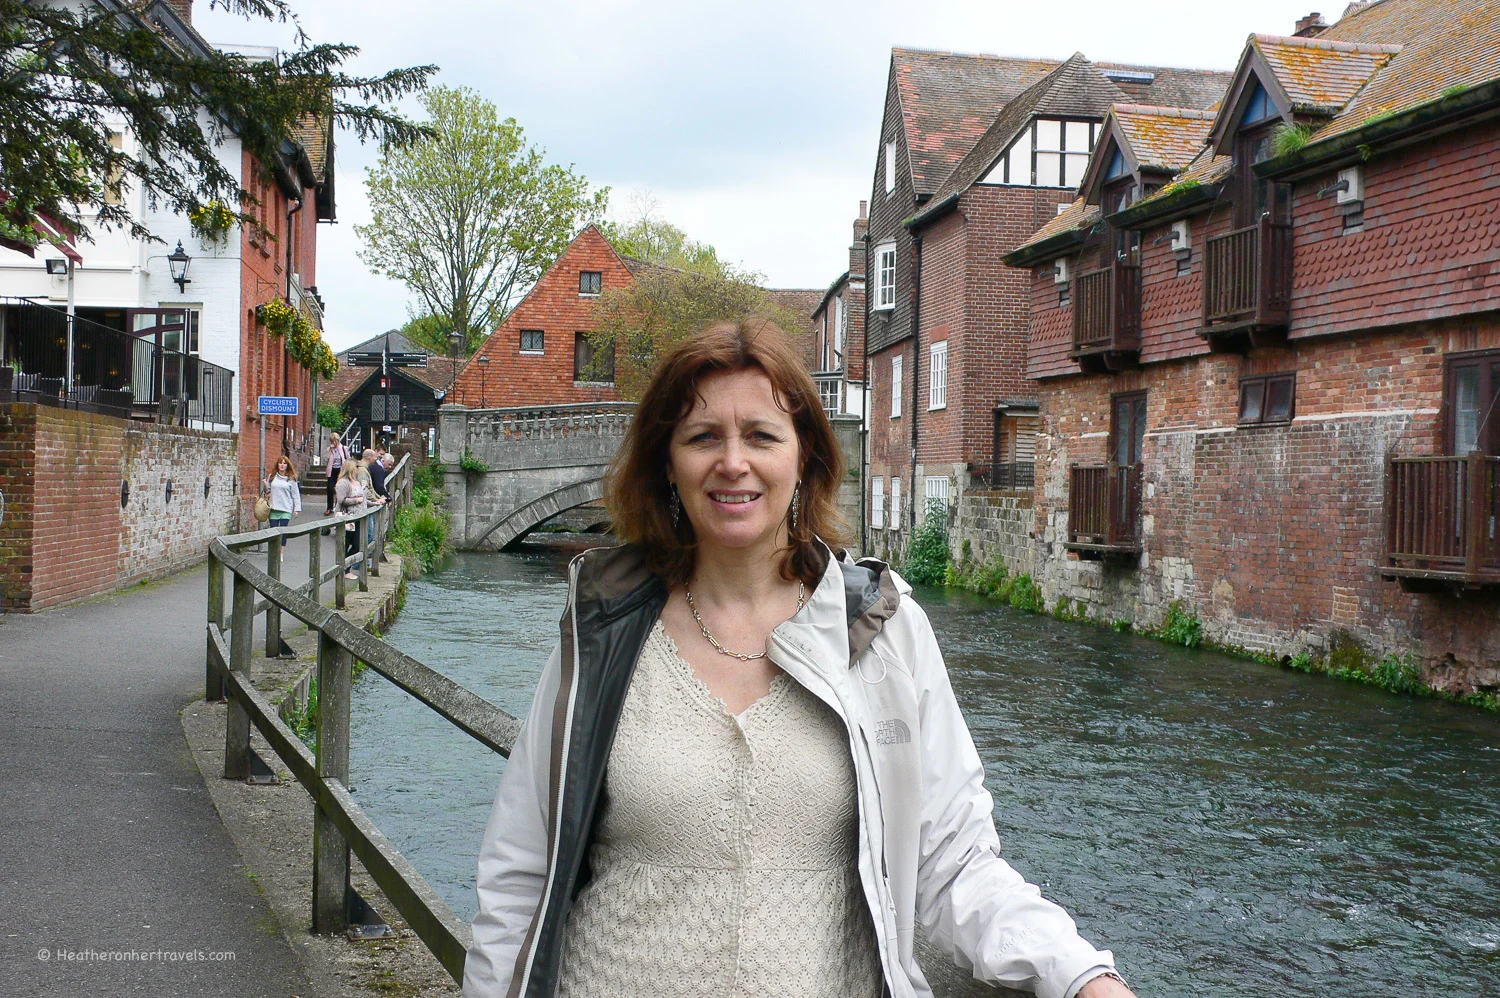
[351,548,1500,997]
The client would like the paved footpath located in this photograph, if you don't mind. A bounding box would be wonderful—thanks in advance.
[0,513,341,997]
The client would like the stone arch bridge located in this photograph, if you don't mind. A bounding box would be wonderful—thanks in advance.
[438,402,633,550]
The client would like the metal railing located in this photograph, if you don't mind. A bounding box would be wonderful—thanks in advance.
[204,454,518,982]
[1384,453,1500,584]
[988,462,1036,490]
[1072,259,1141,357]
[1202,216,1293,331]
[1067,462,1143,552]
[0,297,234,428]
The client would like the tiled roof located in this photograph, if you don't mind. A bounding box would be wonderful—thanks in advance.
[1252,34,1402,114]
[337,329,422,360]
[1095,63,1235,110]
[1112,104,1217,172]
[1309,0,1500,141]
[1010,198,1102,256]
[893,48,1062,195]
[320,355,465,408]
[912,54,1230,217]
[292,113,333,180]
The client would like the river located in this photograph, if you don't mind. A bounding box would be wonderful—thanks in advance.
[351,547,1500,996]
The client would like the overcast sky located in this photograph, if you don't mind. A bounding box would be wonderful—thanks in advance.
[194,0,1340,351]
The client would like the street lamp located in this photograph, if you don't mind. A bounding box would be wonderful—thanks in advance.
[477,355,489,408]
[448,329,464,395]
[167,241,192,293]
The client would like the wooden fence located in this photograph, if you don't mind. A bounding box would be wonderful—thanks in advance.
[203,454,520,982]
[1384,453,1500,584]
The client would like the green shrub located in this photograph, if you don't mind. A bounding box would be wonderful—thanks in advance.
[1008,573,1043,614]
[458,450,488,475]
[1370,653,1426,696]
[285,677,319,750]
[316,402,347,430]
[1271,122,1315,158]
[1155,602,1202,649]
[388,503,449,575]
[1110,618,1133,633]
[903,499,951,585]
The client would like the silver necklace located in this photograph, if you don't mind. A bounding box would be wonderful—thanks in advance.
[684,583,807,661]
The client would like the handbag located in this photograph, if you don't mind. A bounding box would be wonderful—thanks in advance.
[253,496,271,522]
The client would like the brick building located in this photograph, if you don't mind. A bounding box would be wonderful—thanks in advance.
[1003,0,1500,689]
[862,47,1227,550]
[809,202,869,419]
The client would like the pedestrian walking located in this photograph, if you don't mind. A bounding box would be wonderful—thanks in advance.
[324,431,348,516]
[464,318,1136,998]
[263,455,301,547]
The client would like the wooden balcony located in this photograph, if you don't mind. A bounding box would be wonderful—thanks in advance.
[1201,216,1292,351]
[1383,453,1500,590]
[1065,462,1143,559]
[1070,259,1141,373]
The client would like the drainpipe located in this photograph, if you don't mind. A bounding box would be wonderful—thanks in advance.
[284,196,304,461]
[859,235,870,556]
[908,233,922,532]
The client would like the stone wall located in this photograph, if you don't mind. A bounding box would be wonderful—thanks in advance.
[0,402,238,611]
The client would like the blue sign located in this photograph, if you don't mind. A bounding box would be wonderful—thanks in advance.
[257,395,299,416]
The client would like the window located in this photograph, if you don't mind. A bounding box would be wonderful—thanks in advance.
[574,332,614,383]
[104,131,125,206]
[875,243,896,309]
[884,140,896,194]
[579,271,602,296]
[1447,351,1500,455]
[832,295,844,365]
[1111,392,1147,466]
[890,477,901,527]
[890,353,903,418]
[981,117,1097,188]
[871,476,886,529]
[928,340,947,410]
[1238,373,1296,425]
[924,476,949,517]
[818,377,841,415]
[519,329,544,354]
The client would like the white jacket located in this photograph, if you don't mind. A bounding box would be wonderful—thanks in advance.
[465,544,1118,998]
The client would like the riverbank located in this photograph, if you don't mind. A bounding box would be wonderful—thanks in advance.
[181,550,459,998]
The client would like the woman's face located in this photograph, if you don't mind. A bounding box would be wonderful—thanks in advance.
[276,459,289,475]
[667,368,801,559]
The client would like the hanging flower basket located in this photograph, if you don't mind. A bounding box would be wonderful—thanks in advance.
[256,297,297,338]
[188,201,237,244]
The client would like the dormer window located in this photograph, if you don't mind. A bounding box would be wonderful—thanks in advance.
[981,118,1098,188]
[1239,83,1278,128]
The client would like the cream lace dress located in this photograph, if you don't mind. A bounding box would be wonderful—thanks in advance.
[556,621,884,998]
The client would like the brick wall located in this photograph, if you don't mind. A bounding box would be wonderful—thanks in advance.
[1,403,237,611]
[450,226,625,409]
[1030,316,1500,689]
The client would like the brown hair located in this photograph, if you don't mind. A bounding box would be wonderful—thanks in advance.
[605,316,848,588]
[272,454,298,481]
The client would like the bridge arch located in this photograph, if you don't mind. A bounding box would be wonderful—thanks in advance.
[471,476,608,551]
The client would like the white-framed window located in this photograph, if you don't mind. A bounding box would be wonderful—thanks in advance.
[890,477,901,527]
[929,340,947,409]
[884,140,896,194]
[832,294,844,365]
[890,353,903,418]
[871,476,886,529]
[875,242,896,310]
[979,117,1098,188]
[924,475,949,517]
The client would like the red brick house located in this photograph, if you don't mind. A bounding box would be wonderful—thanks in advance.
[809,202,869,419]
[863,47,1228,543]
[1004,0,1500,689]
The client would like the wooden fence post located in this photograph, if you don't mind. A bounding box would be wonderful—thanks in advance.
[335,519,348,610]
[265,537,282,657]
[206,550,225,701]
[1467,451,1484,579]
[357,510,369,593]
[312,630,353,933]
[309,525,321,606]
[223,570,254,780]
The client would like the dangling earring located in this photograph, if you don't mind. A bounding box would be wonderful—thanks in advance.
[790,482,801,532]
[670,484,681,529]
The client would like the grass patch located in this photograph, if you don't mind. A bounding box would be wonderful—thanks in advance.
[458,450,488,476]
[285,675,319,751]
[388,460,451,576]
[1271,122,1315,158]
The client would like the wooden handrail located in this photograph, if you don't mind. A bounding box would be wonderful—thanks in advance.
[1385,453,1500,581]
[1203,216,1292,330]
[205,450,517,982]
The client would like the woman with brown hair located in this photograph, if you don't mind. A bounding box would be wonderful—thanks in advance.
[465,319,1134,998]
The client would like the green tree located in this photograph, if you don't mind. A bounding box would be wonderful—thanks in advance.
[602,193,728,277]
[587,267,812,399]
[357,87,609,351]
[399,311,460,356]
[0,0,434,247]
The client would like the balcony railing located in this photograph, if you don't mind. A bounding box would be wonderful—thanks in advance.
[1071,259,1141,371]
[1066,462,1143,556]
[1202,215,1292,344]
[1383,453,1500,587]
[0,298,234,429]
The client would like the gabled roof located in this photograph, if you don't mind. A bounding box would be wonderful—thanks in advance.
[1005,199,1102,264]
[892,48,1063,196]
[910,54,1230,225]
[1076,104,1217,205]
[320,356,463,409]
[338,328,426,360]
[1253,34,1403,114]
[1306,0,1500,142]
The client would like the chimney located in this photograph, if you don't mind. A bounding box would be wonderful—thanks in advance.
[858,200,868,220]
[1294,11,1327,35]
[166,0,193,23]
[853,202,868,244]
